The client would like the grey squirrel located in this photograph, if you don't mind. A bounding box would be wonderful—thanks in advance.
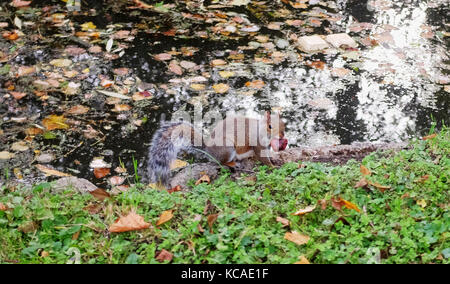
[147,111,288,188]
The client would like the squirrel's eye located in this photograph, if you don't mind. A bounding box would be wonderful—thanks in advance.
[269,125,272,129]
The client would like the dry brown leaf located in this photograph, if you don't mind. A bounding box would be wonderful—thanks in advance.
[307,60,326,70]
[155,249,173,263]
[294,255,310,264]
[367,181,391,193]
[331,197,360,212]
[10,91,26,100]
[168,185,182,194]
[89,188,110,201]
[36,164,71,177]
[284,231,310,245]
[207,213,218,233]
[0,203,8,211]
[94,168,110,179]
[109,176,125,186]
[422,133,437,140]
[83,203,103,214]
[292,205,316,216]
[360,165,372,176]
[276,216,290,227]
[195,175,211,185]
[17,66,36,77]
[317,199,327,210]
[156,210,174,226]
[109,211,151,233]
[112,104,131,112]
[354,178,368,188]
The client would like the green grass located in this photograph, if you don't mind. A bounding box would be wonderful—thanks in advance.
[0,128,449,264]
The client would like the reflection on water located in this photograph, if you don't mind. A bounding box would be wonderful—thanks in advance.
[122,0,448,148]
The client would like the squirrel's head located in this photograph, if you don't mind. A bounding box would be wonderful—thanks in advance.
[264,111,288,152]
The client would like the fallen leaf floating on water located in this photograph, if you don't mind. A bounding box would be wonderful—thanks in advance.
[168,60,183,75]
[212,83,230,94]
[219,71,235,78]
[156,210,174,226]
[10,91,26,100]
[11,0,32,8]
[0,151,15,160]
[292,205,316,216]
[17,66,36,77]
[93,168,110,179]
[42,115,69,130]
[35,164,72,177]
[190,83,206,91]
[80,22,96,31]
[155,249,173,263]
[211,59,227,66]
[67,105,89,115]
[109,211,151,233]
[154,53,172,61]
[50,59,72,68]
[109,176,125,186]
[284,231,310,245]
[245,80,265,89]
[2,31,19,41]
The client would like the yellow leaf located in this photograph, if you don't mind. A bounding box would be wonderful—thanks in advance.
[170,159,188,170]
[156,210,174,226]
[42,115,69,130]
[284,231,310,245]
[341,199,361,212]
[219,71,235,78]
[81,22,96,31]
[190,83,206,91]
[416,199,427,208]
[212,83,229,94]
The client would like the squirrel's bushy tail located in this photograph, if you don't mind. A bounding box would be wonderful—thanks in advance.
[147,121,200,187]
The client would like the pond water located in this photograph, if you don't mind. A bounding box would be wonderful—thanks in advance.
[0,0,448,184]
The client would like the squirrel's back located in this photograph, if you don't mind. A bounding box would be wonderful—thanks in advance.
[147,121,200,187]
